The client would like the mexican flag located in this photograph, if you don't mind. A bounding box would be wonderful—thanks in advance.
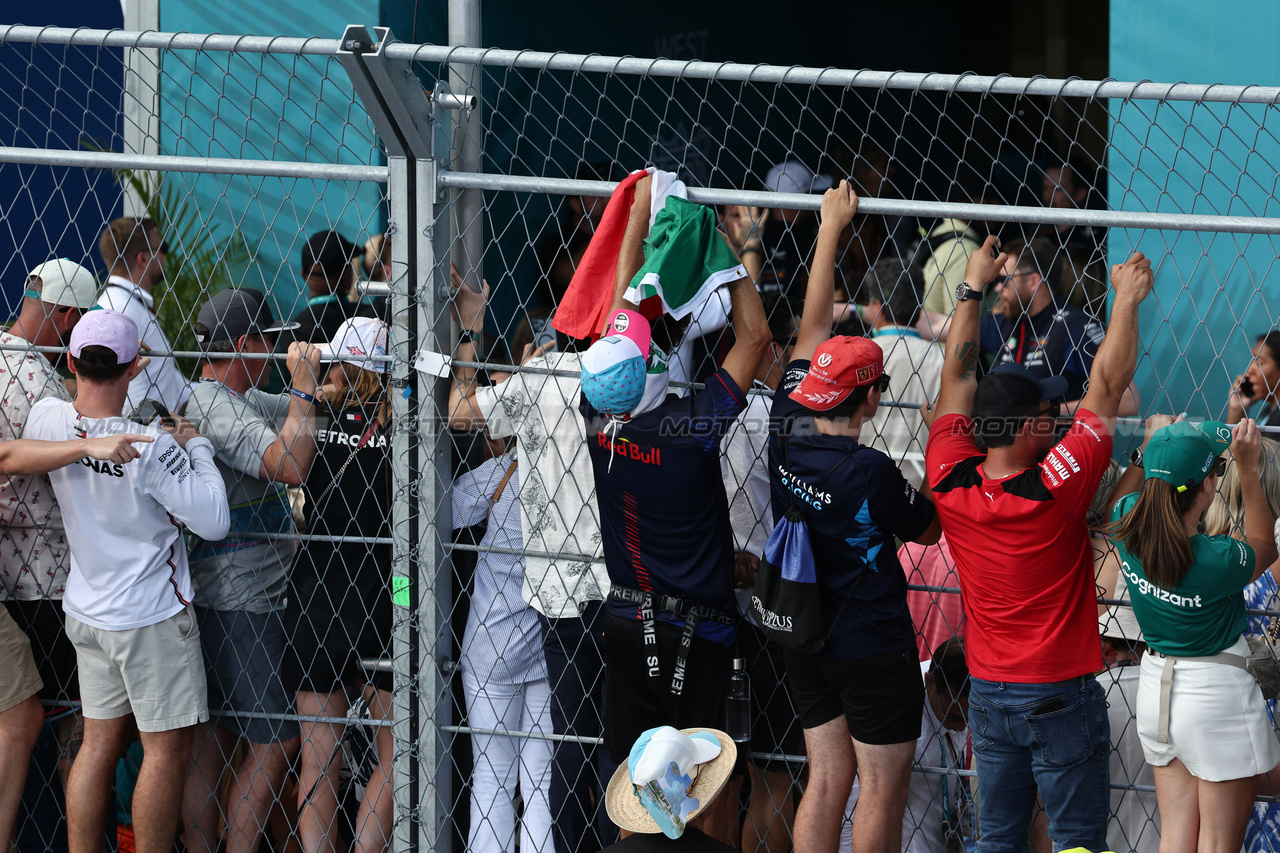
[552,169,746,341]
[551,169,652,342]
[624,196,747,320]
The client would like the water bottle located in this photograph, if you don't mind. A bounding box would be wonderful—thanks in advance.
[725,657,752,743]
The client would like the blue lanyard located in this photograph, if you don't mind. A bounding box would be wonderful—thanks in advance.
[872,325,921,339]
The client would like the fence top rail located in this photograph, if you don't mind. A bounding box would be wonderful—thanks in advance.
[438,170,1280,235]
[0,25,340,56]
[0,146,389,182]
[4,25,1280,106]
[388,44,1280,105]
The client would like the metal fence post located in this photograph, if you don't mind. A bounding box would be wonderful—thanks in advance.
[120,0,159,218]
[418,153,455,853]
[385,152,419,853]
[338,25,443,853]
[448,0,484,292]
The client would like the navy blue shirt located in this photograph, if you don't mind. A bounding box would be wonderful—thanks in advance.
[581,369,747,645]
[979,300,1104,401]
[768,360,935,659]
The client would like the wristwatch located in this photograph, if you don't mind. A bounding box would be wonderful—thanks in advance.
[1130,447,1144,468]
[955,282,983,303]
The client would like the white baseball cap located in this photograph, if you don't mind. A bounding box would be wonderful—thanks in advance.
[317,317,391,373]
[26,259,99,310]
[764,160,833,196]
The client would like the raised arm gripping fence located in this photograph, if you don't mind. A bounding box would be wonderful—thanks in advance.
[4,21,1280,853]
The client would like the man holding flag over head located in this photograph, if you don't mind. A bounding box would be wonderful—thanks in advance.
[572,171,771,842]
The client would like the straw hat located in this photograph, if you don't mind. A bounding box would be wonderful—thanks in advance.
[605,727,737,836]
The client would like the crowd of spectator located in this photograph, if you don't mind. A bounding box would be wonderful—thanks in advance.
[1,143,1279,853]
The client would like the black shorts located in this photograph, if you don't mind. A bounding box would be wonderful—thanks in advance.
[603,611,732,763]
[784,646,924,745]
[740,622,805,770]
[283,568,392,695]
[6,598,78,703]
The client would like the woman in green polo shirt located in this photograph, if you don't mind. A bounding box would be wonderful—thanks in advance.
[1110,416,1280,853]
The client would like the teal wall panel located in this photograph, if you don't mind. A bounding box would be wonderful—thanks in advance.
[157,0,386,319]
[1109,0,1280,421]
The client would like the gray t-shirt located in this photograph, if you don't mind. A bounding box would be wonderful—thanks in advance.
[185,379,296,612]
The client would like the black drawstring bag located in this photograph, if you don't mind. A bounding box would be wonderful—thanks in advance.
[750,438,859,655]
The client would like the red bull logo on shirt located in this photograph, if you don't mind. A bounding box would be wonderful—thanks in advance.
[596,431,662,466]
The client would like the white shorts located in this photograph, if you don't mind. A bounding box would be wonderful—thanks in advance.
[66,604,209,732]
[1138,636,1280,781]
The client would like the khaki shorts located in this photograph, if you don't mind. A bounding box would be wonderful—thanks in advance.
[66,605,209,732]
[0,605,42,712]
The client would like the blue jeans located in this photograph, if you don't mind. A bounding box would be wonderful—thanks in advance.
[969,675,1110,853]
[540,600,609,853]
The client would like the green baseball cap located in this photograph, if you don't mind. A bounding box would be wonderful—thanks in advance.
[1144,420,1233,492]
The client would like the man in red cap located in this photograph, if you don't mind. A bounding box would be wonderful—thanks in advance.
[766,181,942,853]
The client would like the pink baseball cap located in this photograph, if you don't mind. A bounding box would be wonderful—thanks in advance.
[69,310,140,364]
[606,309,651,356]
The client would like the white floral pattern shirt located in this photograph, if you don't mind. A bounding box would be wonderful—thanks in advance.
[0,331,72,600]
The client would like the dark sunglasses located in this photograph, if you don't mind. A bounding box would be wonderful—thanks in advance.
[1039,400,1062,419]
[874,373,891,393]
[1179,456,1229,493]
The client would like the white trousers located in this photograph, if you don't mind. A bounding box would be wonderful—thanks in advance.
[462,671,555,853]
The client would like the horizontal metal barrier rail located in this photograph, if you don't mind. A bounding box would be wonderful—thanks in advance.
[446,362,1280,434]
[0,25,342,56]
[40,698,395,727]
[444,548,1280,620]
[7,25,1280,108]
[0,146,388,182]
[385,42,1280,105]
[0,519,391,546]
[435,724,1280,801]
[224,531,396,545]
[437,171,1280,235]
[0,343,395,362]
[447,359,925,408]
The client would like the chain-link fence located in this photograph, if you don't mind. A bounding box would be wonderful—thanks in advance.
[5,20,1280,853]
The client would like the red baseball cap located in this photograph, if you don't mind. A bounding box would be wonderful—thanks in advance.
[789,336,884,411]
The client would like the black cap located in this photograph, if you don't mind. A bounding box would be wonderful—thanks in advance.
[971,363,1069,421]
[195,289,299,347]
[301,230,361,278]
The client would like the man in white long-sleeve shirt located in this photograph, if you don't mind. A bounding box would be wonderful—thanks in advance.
[23,309,230,853]
[97,216,191,411]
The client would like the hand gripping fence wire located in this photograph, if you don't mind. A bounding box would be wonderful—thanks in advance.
[4,21,1280,853]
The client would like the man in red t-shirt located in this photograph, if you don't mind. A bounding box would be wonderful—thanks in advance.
[925,238,1154,853]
